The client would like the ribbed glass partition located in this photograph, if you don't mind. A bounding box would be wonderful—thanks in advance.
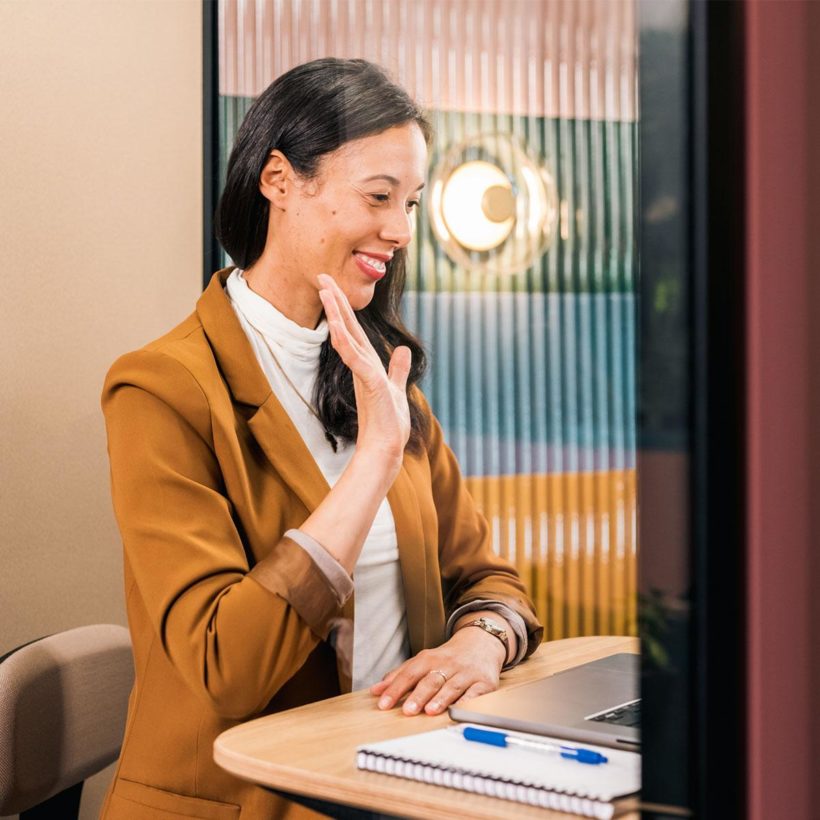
[217,0,638,640]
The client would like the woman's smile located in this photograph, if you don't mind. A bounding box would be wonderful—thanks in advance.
[352,251,390,280]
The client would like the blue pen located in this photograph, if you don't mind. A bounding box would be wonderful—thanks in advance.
[461,726,609,765]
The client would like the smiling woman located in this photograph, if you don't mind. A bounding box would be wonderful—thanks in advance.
[99,57,542,819]
[215,59,432,455]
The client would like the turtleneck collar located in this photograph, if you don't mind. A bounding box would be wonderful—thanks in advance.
[225,268,328,362]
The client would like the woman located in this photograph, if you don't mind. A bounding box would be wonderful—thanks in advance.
[101,58,542,819]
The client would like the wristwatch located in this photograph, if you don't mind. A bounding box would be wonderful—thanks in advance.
[461,616,509,660]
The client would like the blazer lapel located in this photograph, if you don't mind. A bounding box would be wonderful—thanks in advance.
[247,396,330,514]
[197,269,330,514]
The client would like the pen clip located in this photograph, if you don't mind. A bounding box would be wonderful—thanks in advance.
[560,747,609,765]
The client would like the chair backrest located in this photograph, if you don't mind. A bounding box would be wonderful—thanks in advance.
[0,624,133,817]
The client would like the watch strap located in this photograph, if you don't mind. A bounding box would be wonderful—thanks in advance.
[462,616,510,660]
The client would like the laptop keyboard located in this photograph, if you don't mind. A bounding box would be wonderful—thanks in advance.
[586,698,641,728]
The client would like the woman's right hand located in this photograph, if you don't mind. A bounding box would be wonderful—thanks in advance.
[317,273,412,470]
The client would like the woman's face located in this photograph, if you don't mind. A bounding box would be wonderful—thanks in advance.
[254,122,428,324]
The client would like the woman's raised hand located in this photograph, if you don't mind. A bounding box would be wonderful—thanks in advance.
[317,274,411,467]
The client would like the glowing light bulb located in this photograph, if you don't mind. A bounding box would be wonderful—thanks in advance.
[440,160,515,251]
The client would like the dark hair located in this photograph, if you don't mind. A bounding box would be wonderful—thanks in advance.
[214,58,432,454]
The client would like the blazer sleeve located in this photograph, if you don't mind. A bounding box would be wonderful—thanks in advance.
[102,349,342,720]
[420,393,544,659]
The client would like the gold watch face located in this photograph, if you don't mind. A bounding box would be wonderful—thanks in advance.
[474,617,506,639]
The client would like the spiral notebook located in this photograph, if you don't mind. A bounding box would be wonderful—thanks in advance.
[356,725,640,819]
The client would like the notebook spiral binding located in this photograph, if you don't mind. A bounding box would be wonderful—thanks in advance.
[357,750,615,819]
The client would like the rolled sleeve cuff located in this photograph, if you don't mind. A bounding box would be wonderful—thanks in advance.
[283,528,354,604]
[445,599,529,670]
[248,532,351,641]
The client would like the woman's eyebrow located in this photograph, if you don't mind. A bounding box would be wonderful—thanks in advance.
[360,174,425,191]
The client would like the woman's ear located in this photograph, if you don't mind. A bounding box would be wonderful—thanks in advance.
[259,149,293,209]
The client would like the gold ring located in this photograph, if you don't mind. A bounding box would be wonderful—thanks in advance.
[429,669,448,685]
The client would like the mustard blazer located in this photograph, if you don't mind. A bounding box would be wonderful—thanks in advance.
[100,268,543,819]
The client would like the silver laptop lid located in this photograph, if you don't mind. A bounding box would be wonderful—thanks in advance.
[449,652,640,751]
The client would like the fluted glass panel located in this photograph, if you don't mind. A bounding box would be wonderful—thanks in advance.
[216,0,638,640]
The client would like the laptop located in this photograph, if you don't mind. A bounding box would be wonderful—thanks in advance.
[449,652,640,751]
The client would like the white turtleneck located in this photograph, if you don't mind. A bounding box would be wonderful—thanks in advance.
[225,269,529,689]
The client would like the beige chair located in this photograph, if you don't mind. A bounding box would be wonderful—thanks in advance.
[0,624,133,819]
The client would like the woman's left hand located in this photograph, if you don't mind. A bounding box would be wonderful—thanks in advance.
[369,626,506,716]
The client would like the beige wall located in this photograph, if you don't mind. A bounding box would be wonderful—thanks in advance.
[0,0,202,816]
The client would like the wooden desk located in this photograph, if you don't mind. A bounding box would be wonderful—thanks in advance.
[214,636,639,819]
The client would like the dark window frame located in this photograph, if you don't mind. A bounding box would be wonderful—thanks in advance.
[637,0,747,815]
[202,2,749,814]
[689,0,747,816]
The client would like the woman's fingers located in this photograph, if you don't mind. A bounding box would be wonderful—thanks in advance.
[318,276,355,342]
[387,345,411,390]
[372,631,503,716]
[373,658,498,716]
[318,276,389,387]
[320,277,410,409]
[404,672,467,716]
[423,679,496,716]
[375,673,416,710]
[399,670,450,714]
[318,281,353,339]
[370,667,400,695]
[452,681,495,708]
[373,655,433,710]
[319,288,363,369]
[318,274,370,348]
[374,665,492,716]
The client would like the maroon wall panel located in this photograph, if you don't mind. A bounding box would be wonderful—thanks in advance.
[745,2,814,818]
